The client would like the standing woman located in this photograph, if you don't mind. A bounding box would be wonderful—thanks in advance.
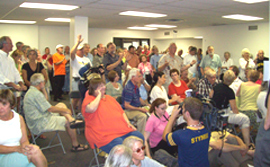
[0,89,47,167]
[144,98,178,158]
[138,54,153,85]
[221,51,234,74]
[22,49,48,89]
[239,48,255,81]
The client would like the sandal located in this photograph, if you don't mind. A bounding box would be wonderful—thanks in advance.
[70,120,85,129]
[71,144,89,152]
[249,143,255,150]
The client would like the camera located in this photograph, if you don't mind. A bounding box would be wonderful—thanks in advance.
[184,90,228,132]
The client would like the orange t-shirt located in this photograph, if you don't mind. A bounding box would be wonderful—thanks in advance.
[82,93,134,149]
[52,52,67,76]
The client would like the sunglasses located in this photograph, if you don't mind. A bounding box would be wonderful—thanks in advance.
[134,146,145,153]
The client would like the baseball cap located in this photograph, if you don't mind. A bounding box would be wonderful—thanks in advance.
[77,44,84,50]
[55,44,64,50]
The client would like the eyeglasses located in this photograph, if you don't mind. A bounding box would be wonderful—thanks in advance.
[134,146,145,153]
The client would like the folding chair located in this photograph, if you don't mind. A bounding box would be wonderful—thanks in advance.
[88,147,105,167]
[69,91,82,134]
[31,130,66,154]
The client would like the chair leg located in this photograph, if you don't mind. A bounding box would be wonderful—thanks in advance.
[56,131,66,154]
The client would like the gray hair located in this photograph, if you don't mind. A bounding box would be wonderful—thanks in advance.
[0,36,9,49]
[104,145,133,167]
[129,68,140,79]
[30,73,45,86]
[27,48,38,58]
[16,42,23,48]
[22,45,30,52]
[123,136,143,150]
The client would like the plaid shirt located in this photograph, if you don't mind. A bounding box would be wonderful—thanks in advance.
[197,78,220,98]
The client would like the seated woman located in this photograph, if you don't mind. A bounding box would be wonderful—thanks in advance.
[81,76,144,153]
[0,89,47,167]
[123,136,165,167]
[138,54,153,85]
[168,68,189,105]
[237,69,261,131]
[144,98,177,158]
[149,71,180,115]
[104,145,133,167]
[105,70,123,100]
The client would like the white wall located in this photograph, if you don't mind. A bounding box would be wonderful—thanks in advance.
[152,38,202,53]
[0,24,39,50]
[1,21,268,64]
[153,22,269,64]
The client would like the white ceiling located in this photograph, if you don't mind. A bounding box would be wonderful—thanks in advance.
[0,0,268,29]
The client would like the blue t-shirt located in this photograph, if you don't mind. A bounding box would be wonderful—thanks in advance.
[122,80,141,109]
[166,126,210,167]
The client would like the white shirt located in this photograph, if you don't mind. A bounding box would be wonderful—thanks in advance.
[222,58,234,73]
[0,110,22,146]
[71,55,91,78]
[183,53,197,74]
[257,91,268,119]
[0,50,22,84]
[150,85,169,105]
[239,58,255,80]
[229,77,243,95]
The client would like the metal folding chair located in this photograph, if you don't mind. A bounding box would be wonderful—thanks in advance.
[31,130,66,154]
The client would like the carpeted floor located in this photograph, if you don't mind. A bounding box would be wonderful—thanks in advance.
[33,94,106,167]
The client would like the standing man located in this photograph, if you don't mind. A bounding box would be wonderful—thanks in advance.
[183,46,198,79]
[52,44,67,102]
[200,46,222,77]
[62,46,70,94]
[254,49,268,71]
[70,35,91,111]
[126,45,140,68]
[103,42,131,84]
[0,36,26,91]
[163,97,210,167]
[83,43,93,63]
[93,43,105,67]
[158,43,187,92]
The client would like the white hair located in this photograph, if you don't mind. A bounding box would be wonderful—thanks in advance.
[104,145,133,167]
[241,48,250,56]
[30,73,45,86]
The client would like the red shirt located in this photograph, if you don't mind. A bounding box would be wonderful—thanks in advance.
[168,80,189,105]
[82,93,134,149]
[42,54,53,65]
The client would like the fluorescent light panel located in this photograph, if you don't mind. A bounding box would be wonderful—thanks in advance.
[45,18,71,22]
[194,36,203,39]
[222,14,263,21]
[0,20,36,24]
[120,11,167,18]
[233,0,268,4]
[145,24,177,28]
[128,27,157,30]
[20,2,79,11]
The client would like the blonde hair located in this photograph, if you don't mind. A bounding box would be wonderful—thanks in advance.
[223,70,235,86]
[241,48,250,57]
[123,136,143,150]
[205,68,216,77]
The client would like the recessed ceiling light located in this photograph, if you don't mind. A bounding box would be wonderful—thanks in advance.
[194,36,203,39]
[20,2,79,11]
[233,0,268,4]
[120,11,167,18]
[0,20,36,24]
[222,14,263,21]
[128,27,158,30]
[145,24,177,28]
[45,18,71,22]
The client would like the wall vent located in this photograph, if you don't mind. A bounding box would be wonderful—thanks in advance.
[164,32,170,36]
[248,25,258,31]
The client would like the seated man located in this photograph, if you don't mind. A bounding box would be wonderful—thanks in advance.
[163,97,210,167]
[209,70,251,147]
[209,131,254,167]
[122,68,149,135]
[197,67,220,98]
[23,73,88,152]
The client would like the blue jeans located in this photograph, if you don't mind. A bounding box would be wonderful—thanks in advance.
[99,131,144,153]
[62,65,70,92]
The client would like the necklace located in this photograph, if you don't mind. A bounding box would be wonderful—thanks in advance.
[188,122,201,127]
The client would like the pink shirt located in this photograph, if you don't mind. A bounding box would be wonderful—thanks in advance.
[145,112,169,148]
[138,62,153,75]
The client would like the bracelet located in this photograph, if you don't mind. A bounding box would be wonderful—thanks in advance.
[190,63,193,67]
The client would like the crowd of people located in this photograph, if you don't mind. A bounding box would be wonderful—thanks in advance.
[0,34,269,167]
